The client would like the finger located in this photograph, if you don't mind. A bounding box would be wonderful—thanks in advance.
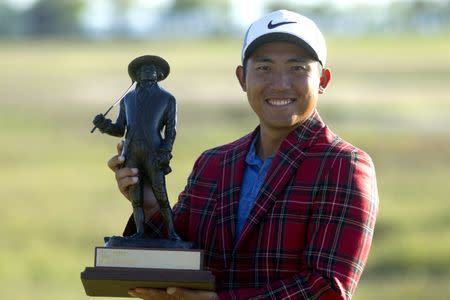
[128,289,138,298]
[166,287,217,300]
[115,167,138,181]
[132,288,172,299]
[118,176,139,195]
[107,155,125,172]
[129,288,154,299]
[116,140,124,155]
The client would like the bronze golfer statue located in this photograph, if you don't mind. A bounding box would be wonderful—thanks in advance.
[92,55,182,244]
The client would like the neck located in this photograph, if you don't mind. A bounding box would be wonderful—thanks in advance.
[137,80,155,88]
[256,125,297,160]
[139,79,156,84]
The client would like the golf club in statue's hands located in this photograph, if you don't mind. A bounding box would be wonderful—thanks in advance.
[90,81,136,133]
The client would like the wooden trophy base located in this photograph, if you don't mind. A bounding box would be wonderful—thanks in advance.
[81,236,215,297]
[81,267,215,297]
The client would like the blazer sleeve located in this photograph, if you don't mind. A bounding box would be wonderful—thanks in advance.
[218,149,379,300]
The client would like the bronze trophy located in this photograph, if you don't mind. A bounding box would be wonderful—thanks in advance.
[81,55,214,297]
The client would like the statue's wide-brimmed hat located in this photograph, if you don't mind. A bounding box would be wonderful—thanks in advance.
[128,55,170,82]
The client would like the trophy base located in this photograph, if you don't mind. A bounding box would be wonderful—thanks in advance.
[81,267,215,297]
[104,235,195,249]
[81,237,214,297]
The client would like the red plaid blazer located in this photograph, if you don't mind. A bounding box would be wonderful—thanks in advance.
[124,111,379,299]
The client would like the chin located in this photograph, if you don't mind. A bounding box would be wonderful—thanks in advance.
[264,120,298,131]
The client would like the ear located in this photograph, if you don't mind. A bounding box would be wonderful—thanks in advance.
[318,68,331,94]
[235,65,246,92]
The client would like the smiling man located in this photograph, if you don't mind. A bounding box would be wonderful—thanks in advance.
[110,10,379,300]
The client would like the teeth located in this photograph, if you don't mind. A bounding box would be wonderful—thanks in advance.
[267,99,293,106]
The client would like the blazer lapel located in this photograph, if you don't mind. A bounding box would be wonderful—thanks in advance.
[215,132,254,266]
[234,111,326,251]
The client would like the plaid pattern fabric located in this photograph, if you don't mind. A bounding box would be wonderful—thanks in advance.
[124,110,378,299]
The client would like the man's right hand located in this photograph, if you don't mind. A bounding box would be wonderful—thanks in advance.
[107,141,160,222]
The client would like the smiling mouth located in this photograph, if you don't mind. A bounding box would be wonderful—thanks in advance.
[266,98,295,106]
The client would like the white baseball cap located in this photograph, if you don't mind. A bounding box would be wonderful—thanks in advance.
[242,10,327,66]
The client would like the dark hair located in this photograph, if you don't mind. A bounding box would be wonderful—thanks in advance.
[243,57,249,77]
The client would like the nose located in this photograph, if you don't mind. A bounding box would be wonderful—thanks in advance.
[271,69,291,91]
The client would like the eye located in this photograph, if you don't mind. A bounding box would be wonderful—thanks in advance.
[292,65,307,71]
[256,65,270,71]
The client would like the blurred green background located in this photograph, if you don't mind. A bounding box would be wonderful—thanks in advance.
[1,1,450,300]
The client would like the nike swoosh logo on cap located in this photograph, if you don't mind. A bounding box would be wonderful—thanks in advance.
[267,20,297,29]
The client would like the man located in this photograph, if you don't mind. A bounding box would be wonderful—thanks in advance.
[109,10,379,300]
[93,55,179,241]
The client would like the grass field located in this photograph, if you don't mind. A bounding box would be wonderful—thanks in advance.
[1,36,450,299]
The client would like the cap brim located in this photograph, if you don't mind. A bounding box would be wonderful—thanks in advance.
[128,55,170,82]
[244,32,321,65]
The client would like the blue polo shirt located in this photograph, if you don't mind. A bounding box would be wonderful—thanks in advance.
[236,136,274,240]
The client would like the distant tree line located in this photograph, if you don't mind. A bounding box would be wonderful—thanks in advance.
[0,0,449,38]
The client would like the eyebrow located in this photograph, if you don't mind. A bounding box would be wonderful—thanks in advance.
[253,57,273,63]
[252,56,311,63]
[287,57,310,63]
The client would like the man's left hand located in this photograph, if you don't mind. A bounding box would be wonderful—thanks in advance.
[128,287,218,300]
